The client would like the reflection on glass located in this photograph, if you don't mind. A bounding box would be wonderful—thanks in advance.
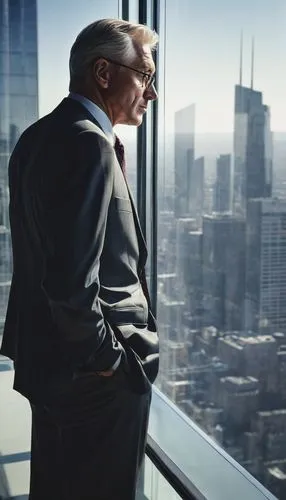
[156,1,286,498]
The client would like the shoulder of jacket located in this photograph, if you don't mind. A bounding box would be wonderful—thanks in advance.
[72,119,108,141]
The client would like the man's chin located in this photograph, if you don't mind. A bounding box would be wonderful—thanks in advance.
[133,114,144,126]
[119,114,143,126]
[126,118,143,126]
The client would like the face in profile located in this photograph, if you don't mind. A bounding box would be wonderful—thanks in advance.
[106,43,158,126]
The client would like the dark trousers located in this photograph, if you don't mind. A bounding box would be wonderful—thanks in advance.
[29,365,151,500]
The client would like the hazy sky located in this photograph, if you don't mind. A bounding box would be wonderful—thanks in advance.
[38,0,286,134]
[37,0,119,114]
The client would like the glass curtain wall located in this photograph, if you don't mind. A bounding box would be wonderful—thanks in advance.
[155,0,286,498]
[0,0,38,331]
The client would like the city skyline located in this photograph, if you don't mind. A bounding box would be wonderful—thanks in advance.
[164,0,286,134]
[37,0,286,133]
[157,5,286,493]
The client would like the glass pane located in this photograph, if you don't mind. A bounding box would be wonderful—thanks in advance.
[115,0,139,201]
[156,1,286,498]
[137,456,182,500]
[144,0,156,289]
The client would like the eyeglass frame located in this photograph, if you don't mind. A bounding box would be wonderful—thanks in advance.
[102,58,155,89]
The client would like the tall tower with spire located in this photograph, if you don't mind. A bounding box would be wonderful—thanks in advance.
[232,34,272,216]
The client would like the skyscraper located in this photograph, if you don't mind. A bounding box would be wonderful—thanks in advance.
[175,217,197,281]
[174,104,195,218]
[245,198,286,333]
[213,154,231,213]
[0,0,38,318]
[233,84,272,216]
[186,230,203,322]
[190,155,204,225]
[202,213,245,331]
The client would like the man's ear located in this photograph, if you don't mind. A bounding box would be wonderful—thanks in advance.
[92,58,111,89]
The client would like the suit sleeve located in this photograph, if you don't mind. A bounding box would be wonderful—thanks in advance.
[39,130,123,372]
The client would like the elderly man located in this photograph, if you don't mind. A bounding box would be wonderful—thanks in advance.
[0,18,159,500]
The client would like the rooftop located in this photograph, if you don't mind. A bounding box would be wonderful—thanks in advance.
[220,334,276,348]
[267,466,286,480]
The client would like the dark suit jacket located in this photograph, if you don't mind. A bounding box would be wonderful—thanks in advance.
[0,98,159,402]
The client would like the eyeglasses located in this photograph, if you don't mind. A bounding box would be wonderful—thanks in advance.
[104,58,155,89]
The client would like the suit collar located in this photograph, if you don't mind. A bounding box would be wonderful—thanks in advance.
[68,93,114,146]
[56,98,104,132]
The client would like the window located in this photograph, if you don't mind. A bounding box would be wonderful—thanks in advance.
[155,0,286,497]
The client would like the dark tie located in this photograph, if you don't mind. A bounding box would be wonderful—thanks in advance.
[114,134,126,177]
[113,134,152,309]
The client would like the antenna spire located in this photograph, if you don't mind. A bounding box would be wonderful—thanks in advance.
[239,31,243,85]
[251,36,255,89]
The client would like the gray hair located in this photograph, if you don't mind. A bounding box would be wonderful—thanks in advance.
[69,18,158,87]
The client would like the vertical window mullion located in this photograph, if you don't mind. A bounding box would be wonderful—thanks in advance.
[137,1,148,238]
[149,0,160,314]
[121,0,129,21]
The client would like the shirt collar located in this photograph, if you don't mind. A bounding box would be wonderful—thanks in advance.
[68,92,114,146]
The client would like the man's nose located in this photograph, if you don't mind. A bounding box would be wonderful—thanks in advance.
[144,83,158,101]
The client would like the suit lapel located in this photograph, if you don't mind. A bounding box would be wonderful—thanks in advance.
[62,98,148,270]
